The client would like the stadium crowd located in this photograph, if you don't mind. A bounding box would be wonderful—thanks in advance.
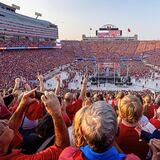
[0,40,160,160]
[0,73,160,160]
[0,47,75,89]
[1,40,160,90]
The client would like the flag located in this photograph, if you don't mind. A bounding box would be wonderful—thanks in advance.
[128,28,131,32]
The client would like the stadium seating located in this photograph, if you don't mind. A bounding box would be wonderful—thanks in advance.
[0,40,160,89]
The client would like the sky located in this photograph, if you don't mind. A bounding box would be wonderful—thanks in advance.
[1,0,160,40]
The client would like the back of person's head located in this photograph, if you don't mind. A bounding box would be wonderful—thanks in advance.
[64,92,73,103]
[119,95,142,124]
[143,95,152,105]
[143,95,152,117]
[81,101,117,152]
[97,94,104,101]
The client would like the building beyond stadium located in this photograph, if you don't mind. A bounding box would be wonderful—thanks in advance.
[0,2,58,41]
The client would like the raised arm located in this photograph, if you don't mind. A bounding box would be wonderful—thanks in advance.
[12,78,21,94]
[149,139,160,160]
[41,91,69,148]
[9,89,36,131]
[21,76,32,91]
[37,74,46,92]
[54,75,61,96]
[79,75,87,100]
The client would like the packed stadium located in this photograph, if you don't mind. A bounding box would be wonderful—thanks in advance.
[0,1,160,160]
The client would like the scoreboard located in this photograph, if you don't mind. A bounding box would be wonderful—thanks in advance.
[96,25,122,38]
[97,30,122,38]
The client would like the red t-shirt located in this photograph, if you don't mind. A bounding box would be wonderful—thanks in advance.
[62,112,71,127]
[116,123,149,160]
[25,101,44,120]
[145,103,159,120]
[150,118,160,129]
[66,99,83,122]
[1,145,62,160]
[59,146,140,160]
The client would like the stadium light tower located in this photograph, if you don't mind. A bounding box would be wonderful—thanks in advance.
[12,4,20,10]
[35,12,42,19]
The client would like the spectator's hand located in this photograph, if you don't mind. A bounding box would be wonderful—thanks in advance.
[54,75,60,82]
[37,73,44,82]
[149,139,160,157]
[20,76,27,84]
[150,139,160,150]
[19,88,37,106]
[82,75,88,84]
[41,91,61,117]
[15,78,21,84]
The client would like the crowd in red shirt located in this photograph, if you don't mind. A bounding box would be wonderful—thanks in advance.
[0,40,160,160]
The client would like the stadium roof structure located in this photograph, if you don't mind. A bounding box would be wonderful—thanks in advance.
[0,2,16,12]
[0,2,58,40]
[0,2,57,27]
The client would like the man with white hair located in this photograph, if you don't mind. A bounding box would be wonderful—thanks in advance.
[59,101,140,160]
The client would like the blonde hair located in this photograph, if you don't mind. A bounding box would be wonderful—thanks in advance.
[72,107,88,147]
[119,95,142,124]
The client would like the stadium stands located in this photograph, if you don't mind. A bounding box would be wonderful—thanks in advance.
[1,40,160,89]
[0,4,58,40]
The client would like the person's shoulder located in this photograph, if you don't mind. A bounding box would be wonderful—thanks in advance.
[124,153,141,160]
[60,146,80,155]
[59,146,83,160]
